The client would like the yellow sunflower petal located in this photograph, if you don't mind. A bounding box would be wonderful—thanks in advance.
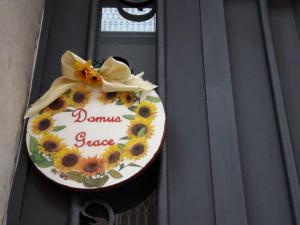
[74,60,102,86]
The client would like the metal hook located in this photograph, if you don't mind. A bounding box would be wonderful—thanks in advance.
[80,200,115,225]
[120,0,154,7]
[117,1,156,23]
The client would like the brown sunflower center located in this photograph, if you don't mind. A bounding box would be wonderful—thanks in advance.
[131,143,145,156]
[84,162,99,172]
[126,94,133,102]
[43,141,58,152]
[108,151,120,164]
[48,98,65,110]
[138,106,151,118]
[132,124,147,136]
[38,119,51,131]
[106,92,117,99]
[73,92,85,103]
[62,154,79,167]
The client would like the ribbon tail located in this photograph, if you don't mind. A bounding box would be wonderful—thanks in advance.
[102,73,157,92]
[25,77,78,118]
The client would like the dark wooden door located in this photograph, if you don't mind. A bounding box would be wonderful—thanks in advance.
[7,0,300,225]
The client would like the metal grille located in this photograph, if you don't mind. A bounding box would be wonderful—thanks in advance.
[115,191,157,225]
[101,8,156,32]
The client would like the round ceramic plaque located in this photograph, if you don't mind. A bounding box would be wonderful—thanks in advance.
[26,86,165,190]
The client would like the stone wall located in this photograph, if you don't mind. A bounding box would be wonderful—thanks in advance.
[0,0,44,224]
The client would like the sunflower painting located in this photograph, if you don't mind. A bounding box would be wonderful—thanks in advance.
[102,145,122,169]
[128,118,154,139]
[39,133,65,156]
[31,113,54,135]
[118,92,137,107]
[124,137,148,160]
[98,91,118,104]
[136,100,157,121]
[43,96,68,114]
[54,147,81,172]
[79,156,105,176]
[68,85,91,108]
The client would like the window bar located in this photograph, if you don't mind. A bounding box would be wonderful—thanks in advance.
[156,0,169,224]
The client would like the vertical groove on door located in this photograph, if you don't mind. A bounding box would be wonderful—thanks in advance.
[199,0,248,224]
[258,0,300,224]
[156,0,169,224]
[164,0,215,224]
[86,0,99,60]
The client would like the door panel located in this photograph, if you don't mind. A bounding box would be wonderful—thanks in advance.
[7,0,300,225]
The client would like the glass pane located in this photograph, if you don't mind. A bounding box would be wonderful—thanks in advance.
[101,7,156,32]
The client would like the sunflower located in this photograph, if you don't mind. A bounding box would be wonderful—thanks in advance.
[43,96,68,114]
[68,85,91,108]
[74,60,102,86]
[118,92,137,107]
[79,156,105,176]
[102,145,122,169]
[98,92,118,104]
[39,133,65,156]
[124,137,148,160]
[31,113,54,135]
[136,101,157,121]
[128,118,154,139]
[54,147,80,172]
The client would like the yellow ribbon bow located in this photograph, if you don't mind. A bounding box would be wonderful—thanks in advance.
[25,50,157,118]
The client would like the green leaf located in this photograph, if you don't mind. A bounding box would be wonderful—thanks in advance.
[116,100,123,105]
[120,136,129,140]
[52,125,66,132]
[123,114,135,120]
[128,106,137,112]
[137,127,146,137]
[127,162,142,168]
[117,143,126,150]
[31,152,53,168]
[65,109,75,112]
[108,169,123,179]
[67,171,84,183]
[146,96,160,103]
[83,175,109,187]
[29,136,39,153]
